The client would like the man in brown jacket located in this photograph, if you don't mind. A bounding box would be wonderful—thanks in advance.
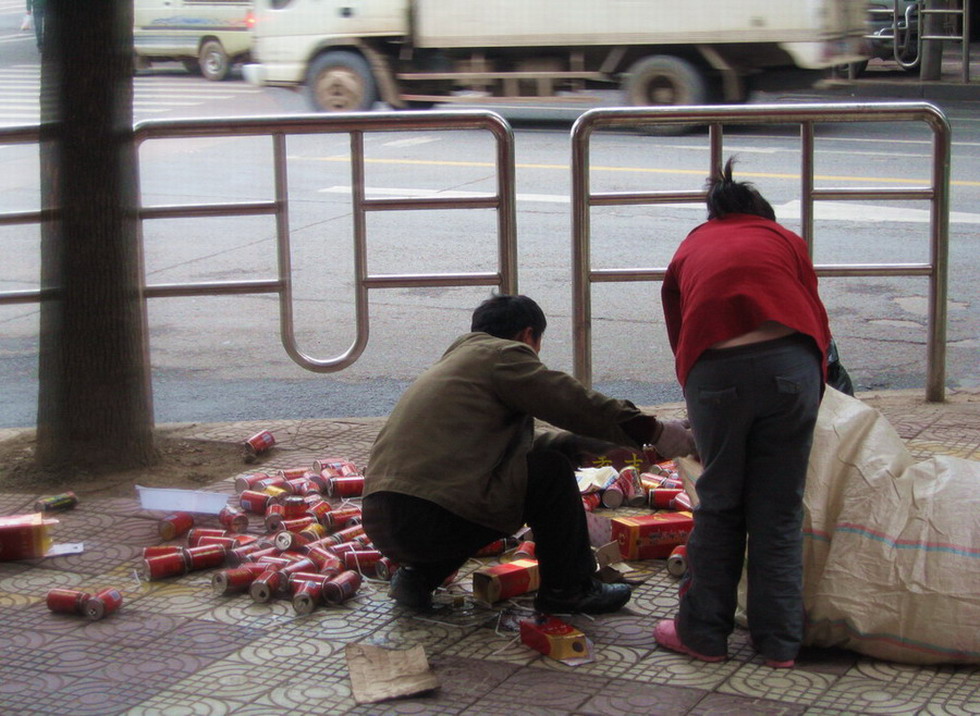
[363,294,695,613]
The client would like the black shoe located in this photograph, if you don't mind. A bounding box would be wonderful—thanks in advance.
[389,566,433,610]
[533,578,632,615]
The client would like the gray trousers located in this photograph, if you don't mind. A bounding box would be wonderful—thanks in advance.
[677,334,822,662]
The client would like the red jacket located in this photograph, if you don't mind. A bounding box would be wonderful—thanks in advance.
[662,214,831,387]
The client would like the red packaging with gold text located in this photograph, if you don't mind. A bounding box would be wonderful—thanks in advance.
[0,513,59,561]
[520,616,592,662]
[611,512,694,560]
[471,558,539,604]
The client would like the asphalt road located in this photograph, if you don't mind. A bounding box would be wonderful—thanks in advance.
[1,16,978,427]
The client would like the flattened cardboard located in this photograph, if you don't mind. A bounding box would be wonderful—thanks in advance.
[346,643,439,704]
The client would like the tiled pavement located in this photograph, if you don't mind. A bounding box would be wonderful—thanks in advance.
[0,388,977,715]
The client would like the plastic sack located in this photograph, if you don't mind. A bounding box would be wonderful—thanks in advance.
[21,13,33,32]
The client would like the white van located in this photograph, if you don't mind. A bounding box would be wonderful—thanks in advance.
[134,0,254,81]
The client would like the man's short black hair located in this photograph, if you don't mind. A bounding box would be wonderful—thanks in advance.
[705,156,776,221]
[471,294,547,341]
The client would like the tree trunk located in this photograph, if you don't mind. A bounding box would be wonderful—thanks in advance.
[36,0,156,470]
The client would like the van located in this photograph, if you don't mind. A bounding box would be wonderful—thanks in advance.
[134,0,253,81]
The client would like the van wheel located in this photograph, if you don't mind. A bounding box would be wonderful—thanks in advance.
[621,55,708,135]
[199,40,230,81]
[306,51,378,112]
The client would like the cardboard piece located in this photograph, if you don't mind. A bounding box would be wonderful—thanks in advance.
[136,485,229,515]
[471,558,540,604]
[0,513,59,561]
[594,541,632,583]
[612,512,694,560]
[520,616,594,665]
[345,643,439,704]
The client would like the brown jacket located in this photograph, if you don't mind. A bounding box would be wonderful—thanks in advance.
[365,332,646,533]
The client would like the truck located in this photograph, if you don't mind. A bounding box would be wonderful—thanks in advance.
[242,0,869,117]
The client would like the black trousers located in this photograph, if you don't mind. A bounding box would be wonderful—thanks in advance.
[678,334,822,662]
[362,449,596,593]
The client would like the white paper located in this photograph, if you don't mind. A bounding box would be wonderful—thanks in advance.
[136,486,229,514]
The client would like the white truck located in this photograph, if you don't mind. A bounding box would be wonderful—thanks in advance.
[243,0,868,113]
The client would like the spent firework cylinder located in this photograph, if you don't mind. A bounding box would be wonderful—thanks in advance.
[277,516,317,535]
[581,492,601,512]
[321,506,361,531]
[243,430,275,462]
[84,588,123,620]
[249,569,287,603]
[375,556,399,581]
[184,543,228,571]
[328,524,366,544]
[619,466,647,507]
[285,477,320,496]
[218,506,249,533]
[212,563,269,596]
[186,528,227,547]
[142,550,189,580]
[298,523,328,542]
[227,540,270,566]
[34,491,79,513]
[279,557,318,577]
[264,503,287,531]
[513,541,536,560]
[474,538,508,557]
[307,546,344,573]
[322,570,362,605]
[46,588,91,615]
[326,476,364,498]
[234,472,271,494]
[667,544,688,577]
[292,580,324,615]
[158,512,195,541]
[314,457,358,476]
[274,530,311,552]
[287,571,337,588]
[142,545,185,559]
[252,474,288,492]
[342,549,384,575]
[280,496,310,520]
[195,535,239,550]
[255,555,293,569]
[670,491,693,511]
[601,483,625,509]
[276,467,309,482]
[648,488,685,509]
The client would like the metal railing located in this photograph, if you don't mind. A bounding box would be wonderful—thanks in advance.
[0,110,518,373]
[571,102,951,402]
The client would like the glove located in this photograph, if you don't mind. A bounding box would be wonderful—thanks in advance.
[653,418,697,459]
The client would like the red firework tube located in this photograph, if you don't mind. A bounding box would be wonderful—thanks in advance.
[649,488,685,509]
[249,569,287,603]
[581,492,601,512]
[234,472,271,494]
[292,580,324,615]
[288,571,336,586]
[307,473,331,493]
[84,588,123,620]
[659,477,684,489]
[186,528,227,547]
[242,546,280,563]
[328,523,366,544]
[321,506,362,531]
[276,467,309,482]
[343,550,384,576]
[227,541,268,566]
[322,570,363,605]
[306,546,344,573]
[285,477,320,496]
[473,538,508,557]
[299,523,327,542]
[278,516,316,534]
[256,555,293,569]
[252,474,288,492]
[46,588,91,615]
[196,535,239,550]
[238,490,273,515]
[242,430,276,463]
[513,541,536,560]
[142,545,185,558]
[667,544,688,577]
[619,466,647,507]
[34,491,79,513]
[375,557,399,581]
[142,550,189,580]
[314,457,358,476]
[264,504,287,532]
[212,563,269,596]
[601,483,625,509]
[669,491,694,511]
[306,500,333,524]
[184,543,228,571]
[275,530,312,552]
[158,512,195,541]
[330,540,366,555]
[218,506,249,533]
[326,476,364,498]
[280,496,309,520]
[279,557,318,577]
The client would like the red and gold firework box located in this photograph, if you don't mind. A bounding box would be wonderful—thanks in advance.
[611,511,693,560]
[472,558,539,604]
[519,616,591,661]
[0,513,59,561]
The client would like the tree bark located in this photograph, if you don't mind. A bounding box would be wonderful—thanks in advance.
[36,0,156,470]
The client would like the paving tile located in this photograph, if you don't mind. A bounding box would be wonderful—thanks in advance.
[151,617,269,660]
[688,692,808,715]
[717,661,836,707]
[480,666,612,713]
[794,645,860,676]
[440,624,540,666]
[123,694,250,715]
[580,678,706,715]
[628,648,745,691]
[0,492,34,513]
[566,613,659,649]
[533,643,654,681]
[362,608,486,655]
[807,674,934,714]
[247,671,357,714]
[0,665,160,716]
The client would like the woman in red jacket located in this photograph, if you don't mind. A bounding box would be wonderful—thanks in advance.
[655,158,831,668]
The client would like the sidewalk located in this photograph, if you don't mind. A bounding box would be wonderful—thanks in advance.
[0,388,977,715]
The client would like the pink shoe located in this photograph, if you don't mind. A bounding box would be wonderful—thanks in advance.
[653,619,726,662]
[765,658,795,668]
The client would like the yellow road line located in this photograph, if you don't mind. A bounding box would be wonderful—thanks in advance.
[302,155,980,187]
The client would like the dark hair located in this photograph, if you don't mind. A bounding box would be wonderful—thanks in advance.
[705,157,776,221]
[471,294,547,341]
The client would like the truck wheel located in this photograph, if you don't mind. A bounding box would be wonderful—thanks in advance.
[622,55,707,135]
[199,40,230,81]
[306,51,378,112]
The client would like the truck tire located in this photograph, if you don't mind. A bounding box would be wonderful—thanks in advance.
[199,40,231,81]
[306,51,378,112]
[622,55,708,135]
